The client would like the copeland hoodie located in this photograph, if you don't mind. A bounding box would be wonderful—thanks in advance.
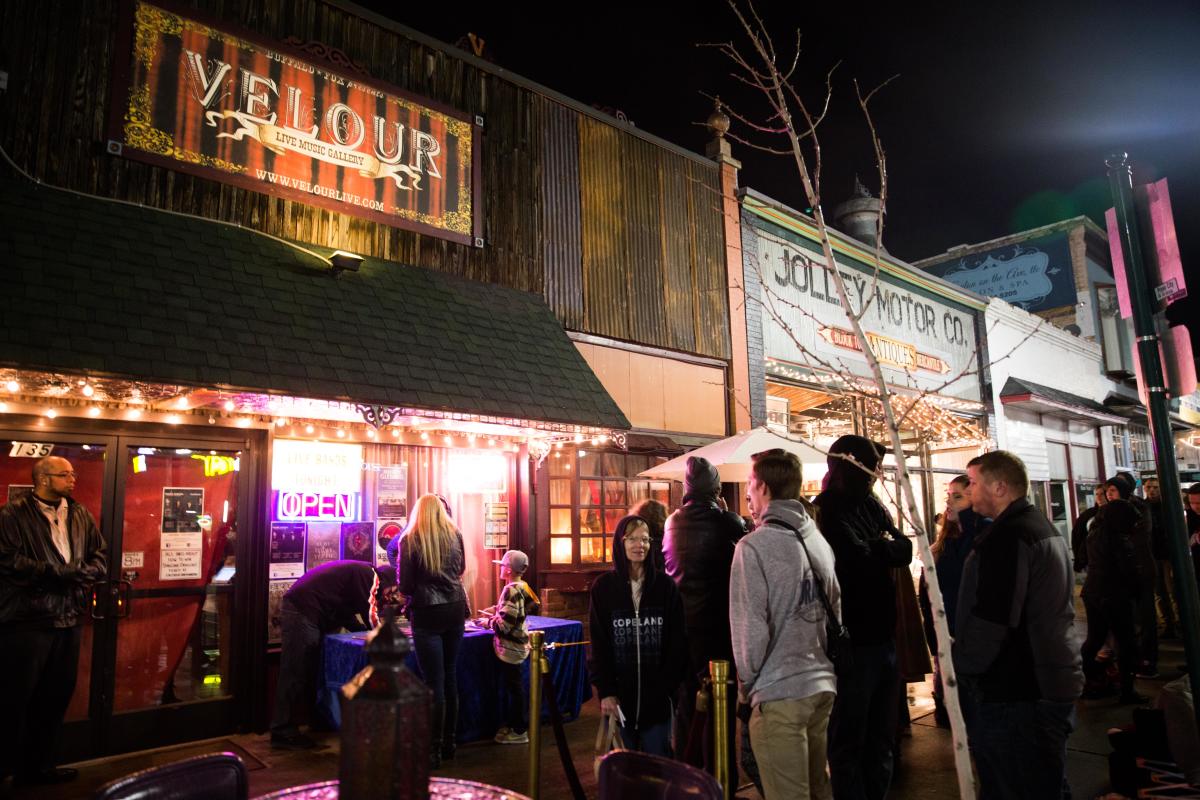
[730,499,840,707]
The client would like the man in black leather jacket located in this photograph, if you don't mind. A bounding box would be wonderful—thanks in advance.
[663,456,746,769]
[0,455,106,788]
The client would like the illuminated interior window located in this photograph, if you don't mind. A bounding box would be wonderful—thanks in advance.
[550,537,573,564]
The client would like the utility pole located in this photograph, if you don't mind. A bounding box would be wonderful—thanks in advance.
[1106,152,1200,724]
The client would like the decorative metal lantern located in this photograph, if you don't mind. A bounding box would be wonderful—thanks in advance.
[339,609,432,800]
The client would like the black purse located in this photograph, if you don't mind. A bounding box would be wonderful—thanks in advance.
[782,522,854,676]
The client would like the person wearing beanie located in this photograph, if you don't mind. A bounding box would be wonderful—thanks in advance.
[663,455,747,769]
[589,515,688,755]
[814,435,912,800]
[1105,476,1158,677]
[1080,493,1146,703]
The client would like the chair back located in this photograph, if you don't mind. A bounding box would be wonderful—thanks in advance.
[597,750,722,800]
[92,751,249,800]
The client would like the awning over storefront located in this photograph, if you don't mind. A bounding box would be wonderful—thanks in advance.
[1102,394,1195,432]
[1000,377,1126,427]
[0,178,629,430]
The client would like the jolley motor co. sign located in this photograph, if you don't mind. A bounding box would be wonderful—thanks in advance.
[107,1,482,246]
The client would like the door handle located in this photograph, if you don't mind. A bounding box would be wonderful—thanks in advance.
[90,581,109,620]
[112,580,133,619]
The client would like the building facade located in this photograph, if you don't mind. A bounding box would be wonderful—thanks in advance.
[0,0,737,758]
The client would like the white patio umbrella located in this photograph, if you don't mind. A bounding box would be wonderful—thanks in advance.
[637,426,828,483]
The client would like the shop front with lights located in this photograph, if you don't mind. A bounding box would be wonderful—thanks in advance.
[0,175,628,759]
[740,190,990,532]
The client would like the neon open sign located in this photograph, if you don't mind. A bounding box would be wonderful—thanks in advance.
[274,491,360,521]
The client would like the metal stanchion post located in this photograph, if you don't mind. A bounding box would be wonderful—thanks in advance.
[710,659,733,800]
[527,630,545,800]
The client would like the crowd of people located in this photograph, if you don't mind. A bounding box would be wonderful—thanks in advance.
[6,448,1200,797]
[586,441,1101,800]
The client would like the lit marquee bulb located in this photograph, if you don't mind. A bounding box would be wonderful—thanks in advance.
[223,400,235,412]
[6,380,18,392]
[305,424,315,434]
[82,384,95,397]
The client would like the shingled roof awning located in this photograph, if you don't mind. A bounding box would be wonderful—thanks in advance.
[0,178,629,430]
[1000,377,1126,427]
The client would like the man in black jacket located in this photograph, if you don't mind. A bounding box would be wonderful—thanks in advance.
[956,450,1083,799]
[1143,477,1178,638]
[271,560,397,749]
[815,435,912,800]
[0,455,106,788]
[1080,496,1146,703]
[663,455,746,769]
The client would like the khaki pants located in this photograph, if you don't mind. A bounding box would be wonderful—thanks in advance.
[749,691,835,800]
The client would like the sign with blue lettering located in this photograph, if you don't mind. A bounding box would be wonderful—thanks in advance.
[923,233,1074,312]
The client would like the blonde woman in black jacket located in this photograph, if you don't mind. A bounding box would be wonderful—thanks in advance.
[397,493,469,768]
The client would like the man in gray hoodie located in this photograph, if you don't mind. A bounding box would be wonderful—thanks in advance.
[730,449,840,800]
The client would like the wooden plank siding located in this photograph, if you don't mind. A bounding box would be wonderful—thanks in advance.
[0,0,731,360]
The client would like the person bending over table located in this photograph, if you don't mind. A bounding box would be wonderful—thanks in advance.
[397,493,469,769]
[588,514,688,756]
[271,560,398,749]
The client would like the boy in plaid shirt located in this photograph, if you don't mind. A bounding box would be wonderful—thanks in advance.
[489,550,539,744]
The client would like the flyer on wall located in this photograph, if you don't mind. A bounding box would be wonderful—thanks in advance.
[270,522,306,579]
[341,521,374,563]
[305,521,341,572]
[376,464,408,519]
[268,578,297,644]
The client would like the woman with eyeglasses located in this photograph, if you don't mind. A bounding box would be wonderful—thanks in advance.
[588,514,688,756]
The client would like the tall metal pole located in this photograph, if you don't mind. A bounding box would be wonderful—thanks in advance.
[709,660,733,800]
[527,630,545,800]
[1106,152,1200,724]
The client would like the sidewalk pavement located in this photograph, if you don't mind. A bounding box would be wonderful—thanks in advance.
[5,644,1184,799]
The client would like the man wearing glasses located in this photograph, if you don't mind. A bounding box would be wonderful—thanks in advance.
[0,455,107,788]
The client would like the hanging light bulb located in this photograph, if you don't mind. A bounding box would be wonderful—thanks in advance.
[82,384,95,397]
[305,424,315,434]
[367,429,376,439]
[275,418,287,427]
[420,431,429,441]
[46,408,57,419]
[127,408,142,419]
[336,429,346,439]
[443,435,452,445]
[88,406,101,417]
[176,397,189,409]
[166,414,181,425]
[5,380,18,393]
[223,399,235,412]
[392,428,401,438]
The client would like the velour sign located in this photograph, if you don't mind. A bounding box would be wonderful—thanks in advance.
[108,1,482,245]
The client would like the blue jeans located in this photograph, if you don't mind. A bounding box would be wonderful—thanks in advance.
[620,718,673,757]
[411,610,465,752]
[828,642,899,800]
[969,695,1076,799]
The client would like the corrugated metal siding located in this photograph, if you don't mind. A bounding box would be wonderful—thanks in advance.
[623,136,667,345]
[660,159,697,353]
[579,116,630,342]
[689,162,731,359]
[1,0,732,359]
[541,100,585,329]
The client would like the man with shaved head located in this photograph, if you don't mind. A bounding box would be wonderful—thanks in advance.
[0,455,107,788]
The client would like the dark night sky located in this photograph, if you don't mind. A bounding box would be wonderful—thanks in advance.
[369,0,1200,340]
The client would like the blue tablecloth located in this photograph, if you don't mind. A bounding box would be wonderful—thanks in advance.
[318,616,590,743]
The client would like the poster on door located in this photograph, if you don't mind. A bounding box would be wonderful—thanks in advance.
[305,521,341,572]
[160,530,203,580]
[161,487,204,533]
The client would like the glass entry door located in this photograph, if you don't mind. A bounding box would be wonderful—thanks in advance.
[1048,480,1071,541]
[101,441,244,752]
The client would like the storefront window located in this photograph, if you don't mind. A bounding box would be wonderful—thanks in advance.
[545,449,673,567]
